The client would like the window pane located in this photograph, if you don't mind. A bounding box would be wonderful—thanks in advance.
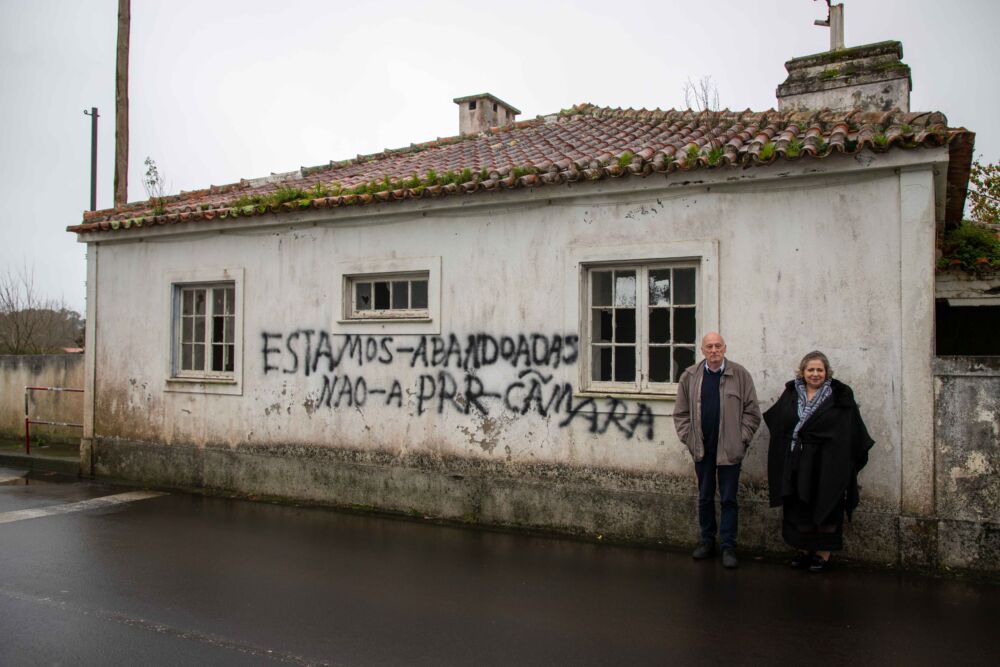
[224,316,234,343]
[182,290,194,316]
[673,346,696,382]
[411,280,428,309]
[614,346,636,382]
[614,271,636,307]
[182,316,193,343]
[592,271,612,307]
[674,268,695,305]
[649,270,671,306]
[224,344,235,372]
[224,287,235,315]
[212,316,225,344]
[193,343,205,370]
[212,344,223,371]
[194,290,206,315]
[193,316,205,343]
[615,308,635,343]
[649,309,669,344]
[392,281,409,309]
[356,282,372,310]
[592,309,613,343]
[675,307,696,344]
[649,347,670,382]
[592,346,612,381]
[181,343,192,370]
[374,281,391,309]
[213,288,224,316]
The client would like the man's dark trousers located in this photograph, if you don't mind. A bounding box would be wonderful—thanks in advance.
[695,441,741,549]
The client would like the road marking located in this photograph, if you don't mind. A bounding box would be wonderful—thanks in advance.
[0,490,166,525]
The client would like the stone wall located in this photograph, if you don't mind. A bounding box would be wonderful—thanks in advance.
[0,355,84,442]
[934,356,1000,571]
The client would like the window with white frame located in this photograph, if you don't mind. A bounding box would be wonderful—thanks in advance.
[173,283,236,377]
[585,263,698,393]
[346,272,429,319]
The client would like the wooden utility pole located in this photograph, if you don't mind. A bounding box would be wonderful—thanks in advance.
[113,0,130,207]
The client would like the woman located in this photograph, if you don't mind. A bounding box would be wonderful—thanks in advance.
[764,351,874,572]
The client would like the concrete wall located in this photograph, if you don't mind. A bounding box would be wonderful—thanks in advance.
[81,149,947,568]
[934,356,1000,572]
[0,355,84,442]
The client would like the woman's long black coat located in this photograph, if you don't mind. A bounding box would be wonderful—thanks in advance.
[764,379,875,524]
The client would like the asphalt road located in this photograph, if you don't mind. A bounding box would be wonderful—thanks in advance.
[0,466,996,666]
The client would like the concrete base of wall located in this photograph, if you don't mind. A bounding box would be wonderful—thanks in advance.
[90,437,941,570]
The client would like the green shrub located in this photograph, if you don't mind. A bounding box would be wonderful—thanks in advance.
[938,221,1000,275]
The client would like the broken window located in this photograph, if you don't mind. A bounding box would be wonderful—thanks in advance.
[174,282,237,378]
[348,272,430,319]
[585,263,698,393]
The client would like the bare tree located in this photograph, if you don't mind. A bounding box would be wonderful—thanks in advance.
[0,266,83,354]
[683,75,720,112]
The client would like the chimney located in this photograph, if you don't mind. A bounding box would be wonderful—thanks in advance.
[453,93,521,136]
[777,40,912,113]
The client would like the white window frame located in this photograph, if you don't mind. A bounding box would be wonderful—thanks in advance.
[566,241,718,399]
[345,271,431,320]
[165,268,244,395]
[585,262,700,395]
[332,257,441,335]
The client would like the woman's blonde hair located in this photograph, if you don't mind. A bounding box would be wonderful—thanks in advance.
[796,350,834,380]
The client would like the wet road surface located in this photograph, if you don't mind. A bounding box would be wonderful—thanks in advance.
[0,466,997,666]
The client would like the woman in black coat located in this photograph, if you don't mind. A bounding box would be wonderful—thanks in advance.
[764,351,874,572]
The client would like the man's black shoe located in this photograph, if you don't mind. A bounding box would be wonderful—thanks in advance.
[692,543,716,560]
[722,548,739,569]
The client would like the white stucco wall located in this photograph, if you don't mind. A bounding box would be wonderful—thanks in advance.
[82,149,947,512]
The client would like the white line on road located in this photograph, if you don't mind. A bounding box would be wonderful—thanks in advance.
[0,490,166,525]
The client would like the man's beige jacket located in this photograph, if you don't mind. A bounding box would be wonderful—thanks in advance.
[673,359,762,465]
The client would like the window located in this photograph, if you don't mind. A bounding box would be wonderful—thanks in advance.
[585,263,698,393]
[347,272,429,319]
[174,283,236,377]
[333,257,440,335]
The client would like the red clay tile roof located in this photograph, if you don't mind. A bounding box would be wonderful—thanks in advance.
[68,104,974,234]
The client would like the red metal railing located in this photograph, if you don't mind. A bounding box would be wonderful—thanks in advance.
[24,386,83,454]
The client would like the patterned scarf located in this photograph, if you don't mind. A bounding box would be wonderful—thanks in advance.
[791,378,833,450]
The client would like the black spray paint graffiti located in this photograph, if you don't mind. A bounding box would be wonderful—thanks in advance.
[261,332,655,440]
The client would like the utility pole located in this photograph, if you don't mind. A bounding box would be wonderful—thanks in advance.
[114,0,130,207]
[83,107,99,211]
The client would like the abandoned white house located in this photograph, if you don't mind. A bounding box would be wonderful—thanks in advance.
[69,40,996,573]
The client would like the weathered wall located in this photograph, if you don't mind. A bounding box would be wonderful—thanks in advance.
[0,355,84,442]
[83,150,946,567]
[934,356,1000,571]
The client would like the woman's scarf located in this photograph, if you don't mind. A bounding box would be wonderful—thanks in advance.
[791,378,833,450]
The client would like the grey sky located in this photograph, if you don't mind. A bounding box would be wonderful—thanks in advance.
[2,0,998,314]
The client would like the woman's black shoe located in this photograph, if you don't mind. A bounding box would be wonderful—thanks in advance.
[808,555,832,573]
[790,552,812,569]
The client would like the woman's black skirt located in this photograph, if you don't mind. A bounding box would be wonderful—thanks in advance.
[782,495,846,552]
[780,444,847,552]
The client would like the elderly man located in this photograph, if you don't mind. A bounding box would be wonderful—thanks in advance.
[673,332,761,568]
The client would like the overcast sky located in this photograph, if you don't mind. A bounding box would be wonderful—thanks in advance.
[2,0,998,314]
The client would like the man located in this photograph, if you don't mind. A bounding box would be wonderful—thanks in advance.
[673,332,761,569]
